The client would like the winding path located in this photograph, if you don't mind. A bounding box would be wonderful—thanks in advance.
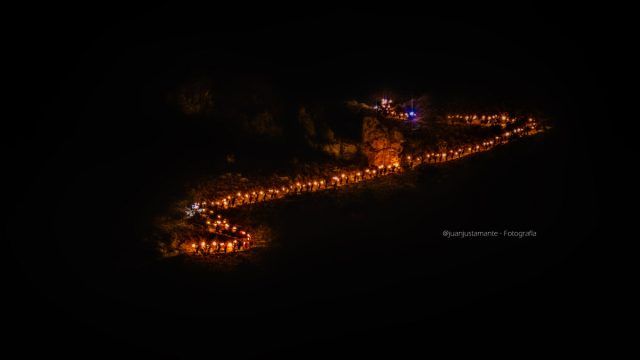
[183,116,542,255]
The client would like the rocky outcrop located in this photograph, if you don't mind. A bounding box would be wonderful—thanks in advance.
[362,116,404,166]
[321,141,359,160]
[299,107,357,160]
[299,107,336,143]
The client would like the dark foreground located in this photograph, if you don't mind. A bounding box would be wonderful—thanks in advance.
[10,128,601,358]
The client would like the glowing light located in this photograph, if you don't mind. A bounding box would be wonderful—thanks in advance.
[183,114,543,256]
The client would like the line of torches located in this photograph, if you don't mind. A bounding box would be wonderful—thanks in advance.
[185,115,541,255]
[447,113,528,128]
[404,118,538,166]
[187,210,252,255]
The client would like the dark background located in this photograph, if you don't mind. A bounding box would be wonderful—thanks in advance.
[7,2,608,358]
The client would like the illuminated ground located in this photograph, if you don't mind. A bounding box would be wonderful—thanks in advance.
[158,118,543,258]
[17,126,596,357]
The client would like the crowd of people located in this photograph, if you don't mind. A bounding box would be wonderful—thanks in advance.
[184,115,542,256]
[404,119,538,166]
[446,113,530,128]
[190,238,250,255]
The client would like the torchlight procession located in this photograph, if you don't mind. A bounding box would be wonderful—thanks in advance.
[20,10,597,357]
[182,113,543,256]
[447,113,522,127]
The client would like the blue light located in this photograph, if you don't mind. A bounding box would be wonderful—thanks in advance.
[409,111,416,117]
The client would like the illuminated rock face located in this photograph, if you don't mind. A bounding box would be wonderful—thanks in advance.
[321,142,359,161]
[362,116,404,166]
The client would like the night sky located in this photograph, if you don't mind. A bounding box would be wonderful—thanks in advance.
[7,2,609,358]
